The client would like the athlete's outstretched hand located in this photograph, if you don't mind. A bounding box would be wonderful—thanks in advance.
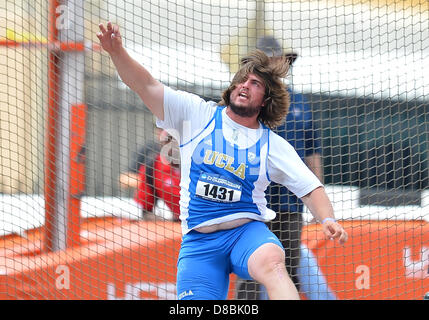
[97,21,123,55]
[322,219,348,245]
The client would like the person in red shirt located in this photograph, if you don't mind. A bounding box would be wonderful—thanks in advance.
[120,129,181,221]
[135,130,180,221]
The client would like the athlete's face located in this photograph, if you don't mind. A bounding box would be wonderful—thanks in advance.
[229,73,266,117]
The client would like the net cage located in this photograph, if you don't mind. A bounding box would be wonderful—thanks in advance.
[0,0,428,300]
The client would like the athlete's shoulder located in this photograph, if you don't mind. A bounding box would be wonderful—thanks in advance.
[160,86,219,137]
[166,86,217,105]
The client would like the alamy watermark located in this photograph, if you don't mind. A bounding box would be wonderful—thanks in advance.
[55,264,70,290]
[355,264,370,290]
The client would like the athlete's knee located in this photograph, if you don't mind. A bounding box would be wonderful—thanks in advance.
[248,243,287,281]
[263,251,287,279]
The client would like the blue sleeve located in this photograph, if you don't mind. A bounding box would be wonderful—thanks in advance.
[297,95,322,157]
[304,114,322,156]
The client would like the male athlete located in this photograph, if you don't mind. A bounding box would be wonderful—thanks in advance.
[97,22,348,300]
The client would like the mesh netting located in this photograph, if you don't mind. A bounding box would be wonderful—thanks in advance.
[0,0,427,300]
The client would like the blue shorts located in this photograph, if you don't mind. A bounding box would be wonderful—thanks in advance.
[176,220,283,300]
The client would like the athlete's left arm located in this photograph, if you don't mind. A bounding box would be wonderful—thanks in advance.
[267,133,348,245]
[304,153,323,182]
[301,187,348,245]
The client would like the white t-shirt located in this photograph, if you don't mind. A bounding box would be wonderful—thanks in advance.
[156,85,322,232]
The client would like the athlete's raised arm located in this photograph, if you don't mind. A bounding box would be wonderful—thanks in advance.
[97,22,164,120]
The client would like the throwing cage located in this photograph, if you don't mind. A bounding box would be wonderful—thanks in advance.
[0,0,428,299]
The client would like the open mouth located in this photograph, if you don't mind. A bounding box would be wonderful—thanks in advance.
[238,91,249,99]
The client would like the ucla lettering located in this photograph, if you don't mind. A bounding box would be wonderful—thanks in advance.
[203,150,246,179]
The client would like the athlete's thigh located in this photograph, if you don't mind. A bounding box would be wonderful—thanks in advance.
[176,252,230,300]
[229,221,283,280]
[176,231,232,300]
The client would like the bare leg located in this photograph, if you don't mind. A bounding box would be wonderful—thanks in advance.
[247,243,300,300]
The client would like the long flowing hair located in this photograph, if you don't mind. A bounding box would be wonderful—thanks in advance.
[219,49,290,129]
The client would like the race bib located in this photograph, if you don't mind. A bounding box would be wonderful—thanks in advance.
[195,172,242,203]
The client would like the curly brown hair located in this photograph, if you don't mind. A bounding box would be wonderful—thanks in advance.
[219,49,290,129]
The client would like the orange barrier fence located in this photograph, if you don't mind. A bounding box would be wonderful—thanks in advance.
[0,219,427,299]
[302,220,429,300]
[0,219,181,299]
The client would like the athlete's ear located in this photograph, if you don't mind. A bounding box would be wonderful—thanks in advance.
[262,96,271,107]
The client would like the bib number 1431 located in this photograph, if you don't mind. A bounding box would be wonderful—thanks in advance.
[195,172,242,203]
[202,184,234,201]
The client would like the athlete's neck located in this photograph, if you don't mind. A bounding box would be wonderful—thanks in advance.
[225,106,260,129]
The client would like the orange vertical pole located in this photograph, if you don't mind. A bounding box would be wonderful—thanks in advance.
[67,104,87,247]
[44,0,60,252]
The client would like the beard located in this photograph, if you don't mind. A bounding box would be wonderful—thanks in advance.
[229,101,261,118]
